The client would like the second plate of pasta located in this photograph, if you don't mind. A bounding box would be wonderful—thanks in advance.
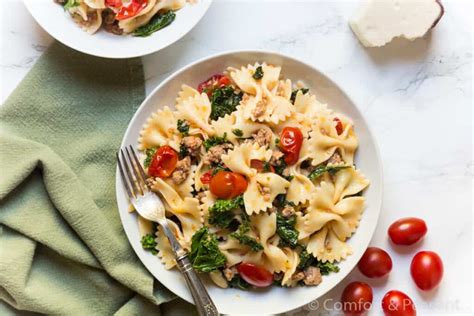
[116,51,383,314]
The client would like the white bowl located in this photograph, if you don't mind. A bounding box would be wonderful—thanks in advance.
[116,51,383,315]
[23,0,212,58]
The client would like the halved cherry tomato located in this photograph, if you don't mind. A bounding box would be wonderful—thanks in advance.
[115,0,148,20]
[410,251,443,291]
[237,263,273,288]
[388,217,427,245]
[358,247,393,278]
[279,127,303,165]
[148,145,178,178]
[250,159,275,173]
[334,117,344,135]
[105,0,122,8]
[341,281,373,316]
[230,173,248,198]
[381,290,416,316]
[209,171,248,199]
[200,170,213,184]
[197,74,231,96]
[209,171,234,199]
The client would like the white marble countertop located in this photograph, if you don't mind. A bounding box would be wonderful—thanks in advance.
[1,0,472,315]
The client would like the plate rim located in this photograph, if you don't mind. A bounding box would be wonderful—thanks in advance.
[116,49,384,314]
[23,0,213,59]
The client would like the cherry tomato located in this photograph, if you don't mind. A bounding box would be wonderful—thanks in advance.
[334,117,344,135]
[230,173,248,198]
[381,290,416,316]
[148,145,178,178]
[358,247,393,278]
[115,0,148,20]
[341,281,373,316]
[279,127,303,165]
[200,170,212,184]
[388,217,427,245]
[209,171,235,199]
[250,159,275,173]
[237,263,273,288]
[197,74,231,96]
[105,0,122,8]
[410,251,443,291]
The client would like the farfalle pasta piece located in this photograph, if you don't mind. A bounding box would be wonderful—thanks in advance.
[304,115,358,166]
[69,4,103,34]
[332,166,370,203]
[281,248,300,287]
[84,0,106,8]
[244,173,290,215]
[244,212,288,272]
[221,143,272,177]
[218,238,247,267]
[164,165,196,198]
[306,226,353,263]
[151,178,203,243]
[175,86,214,135]
[286,166,316,205]
[138,106,180,151]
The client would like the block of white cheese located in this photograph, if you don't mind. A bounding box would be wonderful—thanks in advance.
[350,0,444,47]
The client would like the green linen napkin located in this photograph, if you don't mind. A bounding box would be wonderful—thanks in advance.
[0,42,196,315]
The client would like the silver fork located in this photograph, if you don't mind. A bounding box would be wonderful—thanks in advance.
[117,146,218,316]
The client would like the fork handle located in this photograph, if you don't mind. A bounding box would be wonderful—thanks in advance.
[175,254,219,316]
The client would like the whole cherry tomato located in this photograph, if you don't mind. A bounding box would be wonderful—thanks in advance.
[230,173,248,198]
[358,247,393,278]
[388,217,427,245]
[410,251,443,291]
[148,145,178,178]
[279,127,303,165]
[209,171,248,199]
[237,263,273,288]
[334,117,344,135]
[250,159,275,173]
[341,281,373,316]
[381,290,416,316]
[115,0,148,20]
[197,74,231,96]
[200,170,213,184]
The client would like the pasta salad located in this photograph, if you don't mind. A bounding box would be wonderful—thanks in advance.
[137,63,370,290]
[54,0,186,36]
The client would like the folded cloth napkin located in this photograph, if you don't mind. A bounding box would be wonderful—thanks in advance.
[0,42,197,315]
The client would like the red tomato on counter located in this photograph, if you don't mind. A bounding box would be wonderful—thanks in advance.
[388,217,427,245]
[381,290,416,316]
[341,281,373,316]
[410,251,443,291]
[358,247,393,278]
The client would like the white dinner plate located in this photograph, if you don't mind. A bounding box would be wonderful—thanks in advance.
[116,51,383,315]
[23,0,212,59]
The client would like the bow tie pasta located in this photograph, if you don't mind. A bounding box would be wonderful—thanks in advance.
[135,62,370,290]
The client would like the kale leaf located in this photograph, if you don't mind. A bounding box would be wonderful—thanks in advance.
[177,119,189,136]
[232,129,243,137]
[290,88,309,104]
[297,249,340,275]
[189,227,226,272]
[133,11,176,37]
[229,275,251,290]
[141,233,157,255]
[317,261,340,275]
[230,214,263,252]
[203,133,229,151]
[276,213,299,248]
[308,165,350,181]
[208,195,244,228]
[144,147,158,168]
[252,66,264,79]
[209,86,243,120]
[211,164,231,176]
[64,0,80,9]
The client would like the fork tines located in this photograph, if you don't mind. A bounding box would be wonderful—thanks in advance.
[117,145,149,199]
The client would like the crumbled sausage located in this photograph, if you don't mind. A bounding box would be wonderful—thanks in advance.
[171,156,191,185]
[196,191,206,203]
[252,99,266,118]
[281,205,295,217]
[292,271,305,282]
[251,129,272,148]
[223,267,237,281]
[102,9,123,35]
[257,183,271,201]
[203,143,233,165]
[270,150,284,165]
[328,151,343,164]
[181,136,203,157]
[303,266,322,286]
